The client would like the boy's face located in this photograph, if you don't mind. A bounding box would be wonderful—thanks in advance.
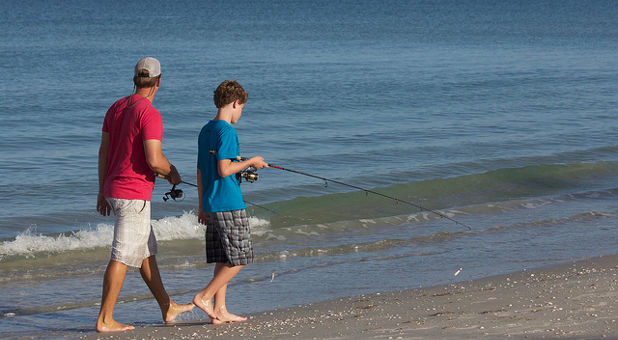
[231,102,244,124]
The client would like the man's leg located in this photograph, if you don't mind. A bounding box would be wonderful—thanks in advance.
[140,255,194,323]
[193,262,244,321]
[96,260,134,332]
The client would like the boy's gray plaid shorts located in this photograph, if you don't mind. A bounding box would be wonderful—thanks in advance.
[205,209,253,266]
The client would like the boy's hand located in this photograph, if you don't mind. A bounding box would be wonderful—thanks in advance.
[198,210,207,225]
[249,156,269,169]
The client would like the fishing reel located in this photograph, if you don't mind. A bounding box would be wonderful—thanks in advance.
[237,167,259,183]
[163,184,184,201]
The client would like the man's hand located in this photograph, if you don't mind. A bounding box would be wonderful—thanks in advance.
[167,164,182,185]
[97,193,111,216]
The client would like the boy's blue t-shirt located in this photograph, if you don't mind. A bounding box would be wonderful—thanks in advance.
[197,120,246,212]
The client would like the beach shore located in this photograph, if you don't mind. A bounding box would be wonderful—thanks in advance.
[80,254,617,340]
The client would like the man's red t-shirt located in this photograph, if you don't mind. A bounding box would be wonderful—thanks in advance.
[102,95,163,201]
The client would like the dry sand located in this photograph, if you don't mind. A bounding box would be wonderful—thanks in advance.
[80,254,617,339]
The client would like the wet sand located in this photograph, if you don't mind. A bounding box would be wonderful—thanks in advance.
[80,254,617,339]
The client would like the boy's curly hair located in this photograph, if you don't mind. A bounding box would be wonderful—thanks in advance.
[213,80,248,108]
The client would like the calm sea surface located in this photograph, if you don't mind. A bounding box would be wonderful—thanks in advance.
[0,0,617,338]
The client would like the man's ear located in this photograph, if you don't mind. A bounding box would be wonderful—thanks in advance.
[156,77,161,87]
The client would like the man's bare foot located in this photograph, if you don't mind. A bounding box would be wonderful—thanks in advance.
[211,305,247,324]
[163,300,195,323]
[193,295,218,320]
[96,319,135,333]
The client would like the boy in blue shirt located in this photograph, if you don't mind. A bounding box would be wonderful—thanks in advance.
[194,80,268,323]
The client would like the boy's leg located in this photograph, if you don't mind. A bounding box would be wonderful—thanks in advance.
[193,262,244,320]
[212,264,247,324]
[139,255,194,323]
[196,210,251,322]
[96,260,134,332]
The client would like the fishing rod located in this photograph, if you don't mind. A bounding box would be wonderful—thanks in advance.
[159,178,195,202]
[181,180,197,188]
[161,178,276,213]
[267,163,472,231]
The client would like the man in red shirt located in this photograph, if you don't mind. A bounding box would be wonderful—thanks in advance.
[96,57,193,332]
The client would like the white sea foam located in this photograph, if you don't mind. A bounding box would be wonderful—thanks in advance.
[247,215,272,236]
[0,224,114,259]
[151,212,203,240]
[0,212,271,259]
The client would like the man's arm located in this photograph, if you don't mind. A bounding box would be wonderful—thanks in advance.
[217,156,268,178]
[144,139,181,184]
[97,132,111,216]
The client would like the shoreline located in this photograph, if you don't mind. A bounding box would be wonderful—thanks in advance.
[80,254,617,339]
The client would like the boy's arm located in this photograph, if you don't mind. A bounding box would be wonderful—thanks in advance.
[197,168,206,225]
[97,132,111,216]
[217,156,269,178]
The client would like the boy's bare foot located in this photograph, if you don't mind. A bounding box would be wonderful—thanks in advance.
[96,319,135,333]
[193,295,218,320]
[163,301,195,323]
[211,305,247,324]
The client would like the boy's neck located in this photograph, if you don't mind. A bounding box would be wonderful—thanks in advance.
[213,100,242,124]
[214,108,232,124]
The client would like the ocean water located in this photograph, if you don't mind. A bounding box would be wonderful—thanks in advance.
[1,0,617,338]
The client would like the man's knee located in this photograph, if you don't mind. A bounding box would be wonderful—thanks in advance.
[108,259,128,269]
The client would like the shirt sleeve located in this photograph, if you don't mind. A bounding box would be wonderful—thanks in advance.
[102,114,109,133]
[102,102,116,133]
[142,107,163,141]
[216,126,240,161]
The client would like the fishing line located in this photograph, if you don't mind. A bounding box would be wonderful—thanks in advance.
[267,164,472,231]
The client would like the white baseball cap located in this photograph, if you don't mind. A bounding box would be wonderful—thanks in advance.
[134,57,161,78]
